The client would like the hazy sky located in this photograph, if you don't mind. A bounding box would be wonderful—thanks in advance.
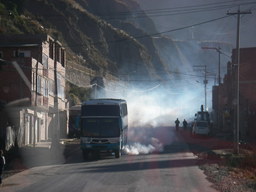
[136,0,256,48]
[103,0,256,127]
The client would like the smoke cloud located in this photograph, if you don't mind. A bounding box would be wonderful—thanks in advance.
[104,82,204,155]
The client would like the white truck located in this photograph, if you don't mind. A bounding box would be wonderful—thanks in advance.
[192,105,211,135]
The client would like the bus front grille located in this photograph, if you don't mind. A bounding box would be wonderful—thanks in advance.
[91,139,109,144]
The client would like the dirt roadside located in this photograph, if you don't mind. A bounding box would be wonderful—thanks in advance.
[179,130,256,192]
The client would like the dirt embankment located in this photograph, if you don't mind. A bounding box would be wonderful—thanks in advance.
[180,130,256,192]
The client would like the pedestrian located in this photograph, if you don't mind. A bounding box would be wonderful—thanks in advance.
[175,118,180,131]
[0,149,5,186]
[183,119,188,129]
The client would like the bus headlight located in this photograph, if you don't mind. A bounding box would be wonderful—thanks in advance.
[108,137,120,143]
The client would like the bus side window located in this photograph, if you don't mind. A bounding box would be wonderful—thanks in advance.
[121,104,127,116]
[124,104,127,115]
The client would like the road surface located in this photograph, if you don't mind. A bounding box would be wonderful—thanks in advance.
[1,127,218,192]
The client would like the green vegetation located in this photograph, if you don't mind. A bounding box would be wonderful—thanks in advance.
[226,152,256,169]
[0,0,160,105]
[0,1,44,34]
[67,83,92,106]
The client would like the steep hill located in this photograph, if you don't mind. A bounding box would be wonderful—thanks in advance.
[0,0,170,80]
[1,0,199,104]
[83,0,168,76]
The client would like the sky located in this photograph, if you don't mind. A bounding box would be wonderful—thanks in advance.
[98,0,256,154]
[103,0,256,126]
[136,0,256,48]
[130,0,256,115]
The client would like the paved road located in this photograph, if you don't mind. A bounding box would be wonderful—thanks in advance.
[1,127,218,192]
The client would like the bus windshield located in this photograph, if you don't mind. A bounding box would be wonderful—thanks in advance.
[82,105,120,116]
[82,118,120,137]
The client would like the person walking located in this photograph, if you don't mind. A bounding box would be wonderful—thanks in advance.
[0,150,5,187]
[183,119,188,129]
[175,118,180,131]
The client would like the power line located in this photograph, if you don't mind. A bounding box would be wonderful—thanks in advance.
[107,15,231,41]
[100,1,256,19]
[126,0,254,14]
[55,15,231,49]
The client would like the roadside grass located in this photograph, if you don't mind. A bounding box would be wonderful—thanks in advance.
[225,148,256,168]
[224,149,256,190]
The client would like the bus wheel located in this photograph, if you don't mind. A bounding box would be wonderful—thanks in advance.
[115,150,121,158]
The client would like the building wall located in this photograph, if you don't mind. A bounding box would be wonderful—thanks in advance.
[238,48,256,139]
[215,47,256,140]
[0,34,67,148]
[0,58,32,102]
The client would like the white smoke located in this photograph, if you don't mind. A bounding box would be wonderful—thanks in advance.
[124,132,164,155]
[124,142,160,155]
[104,82,204,155]
[124,85,203,127]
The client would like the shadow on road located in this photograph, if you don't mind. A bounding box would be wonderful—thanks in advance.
[78,157,214,173]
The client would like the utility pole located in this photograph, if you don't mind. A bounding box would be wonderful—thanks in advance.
[201,47,222,85]
[33,59,39,147]
[227,8,251,154]
[33,47,42,147]
[194,65,208,110]
[52,38,60,149]
[202,46,226,132]
[203,65,208,110]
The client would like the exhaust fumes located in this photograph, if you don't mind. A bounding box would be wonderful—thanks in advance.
[104,82,204,155]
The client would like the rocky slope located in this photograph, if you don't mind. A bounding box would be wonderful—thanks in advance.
[1,0,218,103]
[0,0,173,103]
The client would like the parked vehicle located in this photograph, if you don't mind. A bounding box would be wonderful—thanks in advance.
[192,121,210,135]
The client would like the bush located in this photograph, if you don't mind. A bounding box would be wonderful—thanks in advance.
[226,153,256,168]
[226,155,244,167]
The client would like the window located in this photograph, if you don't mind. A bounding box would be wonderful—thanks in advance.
[24,50,31,57]
[58,85,65,100]
[57,74,65,100]
[37,75,42,94]
[32,72,35,91]
[48,76,64,99]
[49,39,54,59]
[13,50,18,57]
[82,105,120,116]
[121,104,128,116]
[61,49,65,67]
[13,50,31,57]
[56,44,60,62]
[49,80,55,96]
[43,79,48,97]
[42,53,48,69]
[19,52,25,57]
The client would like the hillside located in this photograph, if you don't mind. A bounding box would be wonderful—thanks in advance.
[0,0,170,78]
[83,0,169,76]
[1,0,207,104]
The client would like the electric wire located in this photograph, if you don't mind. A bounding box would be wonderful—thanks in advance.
[100,1,256,19]
[51,14,232,49]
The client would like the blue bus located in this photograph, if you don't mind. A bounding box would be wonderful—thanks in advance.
[68,105,81,138]
[80,99,128,158]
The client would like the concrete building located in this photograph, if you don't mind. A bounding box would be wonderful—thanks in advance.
[0,34,68,148]
[213,47,256,141]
